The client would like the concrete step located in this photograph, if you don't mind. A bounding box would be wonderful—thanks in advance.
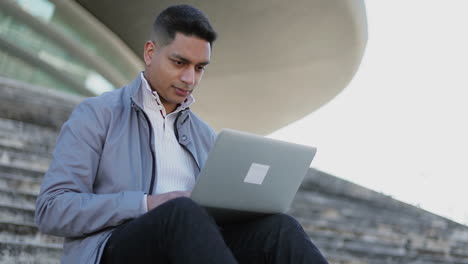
[311,233,464,264]
[321,251,365,264]
[0,77,82,130]
[0,139,52,160]
[0,116,58,137]
[0,240,61,264]
[0,161,46,180]
[0,187,37,210]
[299,220,409,257]
[0,131,52,157]
[0,203,35,225]
[293,202,467,263]
[293,191,448,235]
[0,117,57,154]
[0,172,41,195]
[297,216,406,246]
[0,147,51,173]
[0,221,63,245]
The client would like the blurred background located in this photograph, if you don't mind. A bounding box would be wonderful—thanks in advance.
[270,0,468,226]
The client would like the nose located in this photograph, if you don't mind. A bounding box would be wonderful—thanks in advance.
[180,67,195,86]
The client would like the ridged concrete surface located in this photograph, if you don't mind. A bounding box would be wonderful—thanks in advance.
[0,118,63,263]
[1,78,468,263]
[292,170,468,263]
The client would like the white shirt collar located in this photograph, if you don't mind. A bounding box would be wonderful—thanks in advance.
[140,72,195,116]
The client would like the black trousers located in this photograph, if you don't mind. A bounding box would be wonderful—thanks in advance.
[101,197,328,264]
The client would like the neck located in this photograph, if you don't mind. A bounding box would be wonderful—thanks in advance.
[162,102,177,114]
[142,71,178,114]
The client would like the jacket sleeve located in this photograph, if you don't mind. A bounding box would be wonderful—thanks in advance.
[35,99,146,238]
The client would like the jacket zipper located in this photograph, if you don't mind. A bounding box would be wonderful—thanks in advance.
[131,100,157,194]
[174,110,200,170]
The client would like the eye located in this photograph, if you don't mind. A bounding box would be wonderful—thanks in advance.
[171,59,185,66]
[196,65,206,72]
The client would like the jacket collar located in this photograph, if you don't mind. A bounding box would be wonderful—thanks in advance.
[140,73,195,116]
[129,72,145,110]
[128,73,198,167]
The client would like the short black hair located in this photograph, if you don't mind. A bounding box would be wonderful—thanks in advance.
[152,5,217,47]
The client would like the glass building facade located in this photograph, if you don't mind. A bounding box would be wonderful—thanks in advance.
[0,0,143,96]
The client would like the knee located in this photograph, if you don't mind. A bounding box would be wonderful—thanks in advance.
[151,197,217,232]
[166,196,197,207]
[146,197,209,226]
[265,213,303,231]
[162,197,200,214]
[163,197,214,220]
[263,214,313,243]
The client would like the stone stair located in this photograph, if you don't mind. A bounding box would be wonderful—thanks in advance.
[290,170,468,264]
[0,78,79,264]
[0,117,63,263]
[2,76,468,263]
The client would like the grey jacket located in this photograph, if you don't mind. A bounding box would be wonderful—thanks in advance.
[35,75,217,263]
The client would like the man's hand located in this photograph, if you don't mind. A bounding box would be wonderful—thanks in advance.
[147,191,191,211]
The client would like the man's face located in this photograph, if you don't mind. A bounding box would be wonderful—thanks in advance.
[143,33,211,113]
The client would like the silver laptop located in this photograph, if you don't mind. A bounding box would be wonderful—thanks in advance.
[191,129,317,223]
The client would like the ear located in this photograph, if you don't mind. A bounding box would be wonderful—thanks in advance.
[143,41,156,66]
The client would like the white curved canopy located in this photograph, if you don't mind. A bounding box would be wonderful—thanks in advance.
[76,0,368,134]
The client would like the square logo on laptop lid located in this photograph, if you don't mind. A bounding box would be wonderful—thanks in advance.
[244,163,270,185]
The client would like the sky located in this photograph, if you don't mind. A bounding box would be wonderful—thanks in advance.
[269,1,468,225]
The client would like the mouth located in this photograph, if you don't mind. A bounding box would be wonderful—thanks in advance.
[173,86,192,96]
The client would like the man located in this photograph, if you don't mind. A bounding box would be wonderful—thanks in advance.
[35,4,328,264]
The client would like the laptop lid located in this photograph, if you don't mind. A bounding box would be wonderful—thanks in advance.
[191,129,317,218]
